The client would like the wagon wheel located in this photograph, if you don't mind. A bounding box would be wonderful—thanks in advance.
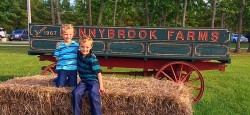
[154,61,204,104]
[41,63,57,76]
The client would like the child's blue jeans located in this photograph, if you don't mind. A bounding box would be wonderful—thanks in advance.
[71,80,102,115]
[55,70,77,87]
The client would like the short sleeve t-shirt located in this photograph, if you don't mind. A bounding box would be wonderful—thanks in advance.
[54,41,79,70]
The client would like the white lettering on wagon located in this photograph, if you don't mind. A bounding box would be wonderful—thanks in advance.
[34,26,47,36]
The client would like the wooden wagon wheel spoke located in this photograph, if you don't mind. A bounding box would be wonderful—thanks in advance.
[155,61,204,104]
[185,84,201,90]
[178,64,184,80]
[160,70,175,82]
[42,63,57,76]
[48,68,55,74]
[170,65,178,81]
[184,77,201,83]
[181,71,192,82]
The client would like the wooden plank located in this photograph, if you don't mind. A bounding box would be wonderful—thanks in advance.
[148,43,191,57]
[29,24,230,43]
[28,24,231,63]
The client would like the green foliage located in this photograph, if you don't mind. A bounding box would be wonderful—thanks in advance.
[243,1,250,33]
[186,0,210,27]
[31,0,52,24]
[0,0,27,33]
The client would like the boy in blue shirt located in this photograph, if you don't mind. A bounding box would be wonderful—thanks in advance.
[53,24,79,87]
[71,35,105,115]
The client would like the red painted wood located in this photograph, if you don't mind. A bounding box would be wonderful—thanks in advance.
[97,56,226,72]
[39,55,56,62]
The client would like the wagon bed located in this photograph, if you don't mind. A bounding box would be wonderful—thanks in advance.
[28,24,231,103]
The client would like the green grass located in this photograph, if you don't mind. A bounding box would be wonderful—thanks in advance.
[0,44,250,114]
[230,42,249,48]
[194,53,250,114]
[0,41,29,45]
[0,46,51,81]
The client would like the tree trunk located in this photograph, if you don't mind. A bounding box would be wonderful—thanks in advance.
[145,0,150,26]
[81,0,86,25]
[161,10,167,26]
[118,0,125,26]
[175,0,180,27]
[159,10,167,26]
[220,11,225,27]
[163,10,167,26]
[51,0,55,25]
[97,0,105,25]
[211,0,216,28]
[113,0,118,26]
[234,0,245,53]
[88,0,92,25]
[158,16,162,26]
[83,16,86,25]
[55,0,61,25]
[182,0,187,27]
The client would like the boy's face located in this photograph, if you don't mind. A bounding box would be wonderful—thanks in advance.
[62,29,74,43]
[79,41,92,56]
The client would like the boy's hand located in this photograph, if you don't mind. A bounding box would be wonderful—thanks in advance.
[98,73,106,94]
[99,86,106,94]
[56,42,60,47]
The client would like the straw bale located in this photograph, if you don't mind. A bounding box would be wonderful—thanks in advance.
[0,75,193,115]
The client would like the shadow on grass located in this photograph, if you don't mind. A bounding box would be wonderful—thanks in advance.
[0,76,15,82]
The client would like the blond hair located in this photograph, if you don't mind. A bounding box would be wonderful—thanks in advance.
[79,35,93,46]
[61,24,74,34]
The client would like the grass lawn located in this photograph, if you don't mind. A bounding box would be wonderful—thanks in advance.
[230,42,249,49]
[0,41,29,45]
[0,43,250,114]
[194,51,250,114]
[0,46,51,81]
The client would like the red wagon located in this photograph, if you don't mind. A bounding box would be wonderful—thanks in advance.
[29,24,231,103]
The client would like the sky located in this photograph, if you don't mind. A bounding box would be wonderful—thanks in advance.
[69,0,75,5]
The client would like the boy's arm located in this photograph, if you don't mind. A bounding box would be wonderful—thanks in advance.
[97,73,105,93]
[53,45,60,61]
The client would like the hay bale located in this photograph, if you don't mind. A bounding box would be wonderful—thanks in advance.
[0,75,193,115]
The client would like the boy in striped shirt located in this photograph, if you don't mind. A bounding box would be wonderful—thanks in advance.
[71,35,105,115]
[53,24,79,87]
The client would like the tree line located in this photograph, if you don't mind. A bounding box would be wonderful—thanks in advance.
[0,0,249,52]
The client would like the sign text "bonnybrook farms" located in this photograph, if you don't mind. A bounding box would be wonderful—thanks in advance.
[29,25,229,43]
[78,28,225,42]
